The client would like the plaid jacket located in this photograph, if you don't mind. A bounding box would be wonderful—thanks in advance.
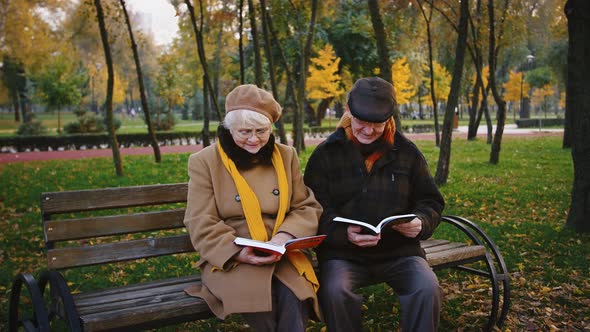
[304,128,445,263]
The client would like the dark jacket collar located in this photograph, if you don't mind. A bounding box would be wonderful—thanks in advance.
[217,126,275,170]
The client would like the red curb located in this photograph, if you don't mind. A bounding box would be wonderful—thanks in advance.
[0,131,562,164]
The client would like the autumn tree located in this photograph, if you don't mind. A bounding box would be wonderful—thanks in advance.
[0,0,65,123]
[435,0,469,186]
[391,57,417,106]
[421,60,451,145]
[488,0,511,165]
[531,84,554,118]
[416,0,440,145]
[259,0,287,143]
[94,0,123,176]
[183,0,222,147]
[119,0,161,163]
[35,56,87,134]
[306,44,344,127]
[154,52,185,131]
[503,70,530,119]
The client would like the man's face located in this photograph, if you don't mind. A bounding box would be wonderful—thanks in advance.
[350,115,386,144]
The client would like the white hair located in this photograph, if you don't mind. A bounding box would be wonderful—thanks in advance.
[223,109,271,131]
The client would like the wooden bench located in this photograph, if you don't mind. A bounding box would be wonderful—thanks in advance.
[9,183,509,331]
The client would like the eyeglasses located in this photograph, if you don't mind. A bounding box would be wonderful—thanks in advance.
[234,128,271,139]
[351,116,387,129]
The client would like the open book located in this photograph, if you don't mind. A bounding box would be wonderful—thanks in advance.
[234,234,327,256]
[333,214,417,234]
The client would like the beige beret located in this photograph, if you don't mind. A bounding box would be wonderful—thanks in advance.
[225,84,281,123]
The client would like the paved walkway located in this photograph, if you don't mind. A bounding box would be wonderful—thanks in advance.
[0,125,563,164]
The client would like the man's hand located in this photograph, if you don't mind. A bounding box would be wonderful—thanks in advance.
[391,217,422,238]
[234,246,282,265]
[347,225,380,247]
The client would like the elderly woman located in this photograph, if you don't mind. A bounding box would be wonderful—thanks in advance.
[183,84,323,331]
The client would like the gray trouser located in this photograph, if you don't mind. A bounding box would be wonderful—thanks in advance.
[319,256,442,332]
[241,278,310,332]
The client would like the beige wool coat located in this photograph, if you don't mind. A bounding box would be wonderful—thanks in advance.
[183,143,323,320]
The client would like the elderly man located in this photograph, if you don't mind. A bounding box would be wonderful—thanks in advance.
[304,77,445,331]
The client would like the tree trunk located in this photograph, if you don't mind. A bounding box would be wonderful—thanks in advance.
[203,74,210,147]
[417,1,440,146]
[368,0,401,129]
[565,0,590,232]
[368,0,391,82]
[488,0,509,165]
[247,0,263,86]
[259,0,288,144]
[315,98,333,127]
[435,0,469,186]
[94,0,123,176]
[294,0,318,153]
[238,0,245,84]
[119,0,161,163]
[184,0,222,122]
[266,8,299,146]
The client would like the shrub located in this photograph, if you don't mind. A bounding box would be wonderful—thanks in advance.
[64,112,121,134]
[152,113,176,131]
[16,121,48,136]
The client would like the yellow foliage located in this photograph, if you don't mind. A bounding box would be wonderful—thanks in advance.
[306,44,345,100]
[87,64,127,107]
[0,83,10,105]
[503,71,530,102]
[468,66,490,102]
[531,84,554,108]
[559,91,565,109]
[391,57,416,105]
[422,61,452,106]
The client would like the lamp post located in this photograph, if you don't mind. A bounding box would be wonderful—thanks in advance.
[518,54,535,120]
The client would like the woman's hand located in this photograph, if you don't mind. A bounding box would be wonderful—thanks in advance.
[234,246,282,265]
[347,225,380,247]
[269,232,295,245]
[391,217,422,238]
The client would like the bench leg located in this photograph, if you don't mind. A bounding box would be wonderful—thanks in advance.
[442,216,511,330]
[38,270,82,332]
[9,273,50,332]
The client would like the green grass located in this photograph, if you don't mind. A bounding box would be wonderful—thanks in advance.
[1,136,588,331]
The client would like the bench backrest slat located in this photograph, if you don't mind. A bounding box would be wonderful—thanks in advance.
[44,209,186,242]
[47,234,194,269]
[41,183,188,214]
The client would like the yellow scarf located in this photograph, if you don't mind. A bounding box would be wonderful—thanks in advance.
[217,141,319,292]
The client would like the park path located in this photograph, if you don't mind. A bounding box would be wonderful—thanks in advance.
[0,125,563,164]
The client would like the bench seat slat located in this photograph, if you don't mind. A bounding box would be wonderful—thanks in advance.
[80,297,212,332]
[75,277,201,310]
[73,275,200,301]
[77,290,191,316]
[41,183,188,214]
[47,234,194,269]
[423,242,468,255]
[426,244,486,268]
[420,239,451,248]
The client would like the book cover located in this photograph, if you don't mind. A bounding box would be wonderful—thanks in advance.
[234,234,327,256]
[333,214,417,234]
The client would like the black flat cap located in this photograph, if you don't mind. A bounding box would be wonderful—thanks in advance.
[347,77,396,123]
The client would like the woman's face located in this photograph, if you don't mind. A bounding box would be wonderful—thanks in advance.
[350,115,386,144]
[231,125,272,154]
